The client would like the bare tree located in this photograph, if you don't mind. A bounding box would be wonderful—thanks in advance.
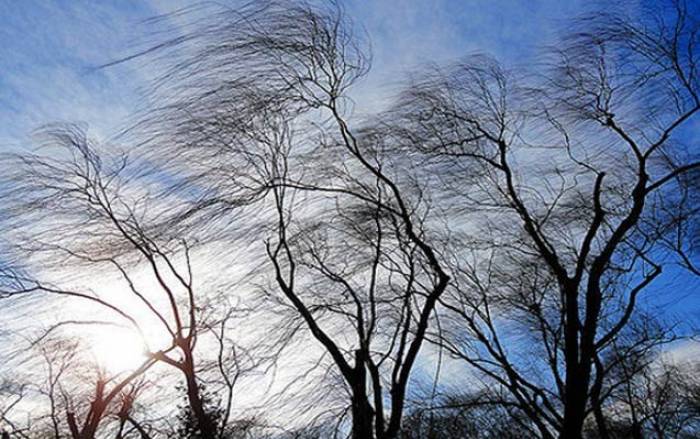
[63,367,154,439]
[0,328,153,439]
[587,354,700,439]
[0,379,30,438]
[2,125,252,439]
[101,0,700,437]
[2,1,699,438]
[124,2,450,437]
[399,389,538,439]
[385,1,700,437]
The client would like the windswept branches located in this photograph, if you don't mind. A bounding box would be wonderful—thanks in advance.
[127,1,447,437]
[382,1,700,438]
[126,1,370,233]
[1,1,699,438]
[115,1,700,437]
[2,125,254,439]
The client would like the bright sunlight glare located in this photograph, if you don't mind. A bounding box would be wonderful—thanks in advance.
[90,327,148,374]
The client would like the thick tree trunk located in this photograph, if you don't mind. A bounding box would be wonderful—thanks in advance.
[560,280,596,439]
[592,397,610,439]
[630,417,645,439]
[351,349,375,439]
[561,358,595,439]
[67,402,105,439]
[182,349,217,439]
[384,389,407,439]
[351,396,375,439]
[561,295,585,438]
[590,357,610,439]
[561,392,586,439]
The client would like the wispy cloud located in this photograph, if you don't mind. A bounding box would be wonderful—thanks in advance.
[0,0,595,148]
[0,1,158,148]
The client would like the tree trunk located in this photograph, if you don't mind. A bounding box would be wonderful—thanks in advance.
[352,396,375,439]
[182,349,217,439]
[560,281,595,439]
[590,359,610,439]
[351,349,375,439]
[592,399,610,439]
[631,421,644,439]
[562,317,585,436]
[561,364,591,439]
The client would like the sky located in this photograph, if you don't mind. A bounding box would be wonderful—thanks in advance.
[3,0,698,303]
[0,0,595,148]
[1,0,699,389]
[2,1,700,434]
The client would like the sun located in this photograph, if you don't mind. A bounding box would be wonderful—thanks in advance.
[90,327,149,374]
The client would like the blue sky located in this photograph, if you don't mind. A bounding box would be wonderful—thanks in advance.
[0,0,594,147]
[1,0,698,342]
[0,1,151,145]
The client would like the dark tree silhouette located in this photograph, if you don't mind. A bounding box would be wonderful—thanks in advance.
[388,2,700,437]
[1,126,252,439]
[101,0,700,437]
[1,1,699,438]
[127,2,449,437]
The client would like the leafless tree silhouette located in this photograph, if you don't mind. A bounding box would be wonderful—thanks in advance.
[585,356,700,439]
[124,2,450,437]
[387,1,700,437]
[1,1,699,438]
[123,1,700,437]
[1,125,254,439]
